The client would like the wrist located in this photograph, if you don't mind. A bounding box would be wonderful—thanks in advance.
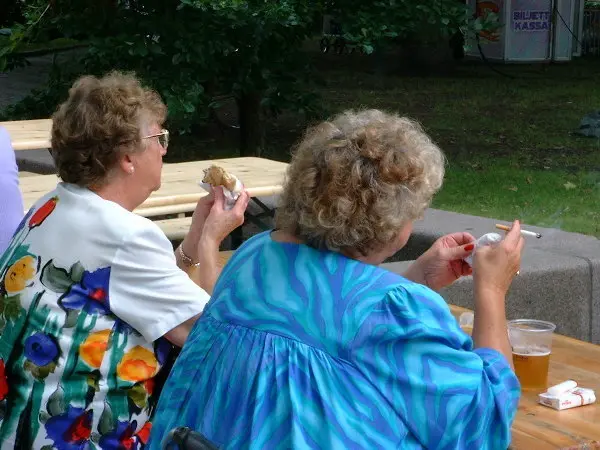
[181,233,200,261]
[474,283,506,306]
[403,252,431,286]
[403,263,425,285]
[198,235,220,257]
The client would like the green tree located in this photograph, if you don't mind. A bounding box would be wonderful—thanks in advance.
[0,0,24,28]
[1,0,495,156]
[330,1,471,52]
[2,0,325,156]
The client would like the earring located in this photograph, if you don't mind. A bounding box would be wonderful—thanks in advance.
[129,167,135,174]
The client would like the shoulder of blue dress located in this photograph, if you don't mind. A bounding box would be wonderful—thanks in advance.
[362,261,416,290]
[228,230,272,258]
[382,274,456,330]
[213,230,273,284]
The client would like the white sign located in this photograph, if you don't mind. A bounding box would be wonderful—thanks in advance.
[512,10,551,31]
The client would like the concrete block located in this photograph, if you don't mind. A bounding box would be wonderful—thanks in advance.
[590,259,600,343]
[382,238,597,343]
[445,249,592,342]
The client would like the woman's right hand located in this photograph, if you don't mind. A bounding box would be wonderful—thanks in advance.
[473,220,525,298]
[200,186,250,246]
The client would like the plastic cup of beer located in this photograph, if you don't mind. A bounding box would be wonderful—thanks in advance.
[508,319,556,391]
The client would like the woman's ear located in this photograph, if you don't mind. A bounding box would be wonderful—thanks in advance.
[118,152,135,175]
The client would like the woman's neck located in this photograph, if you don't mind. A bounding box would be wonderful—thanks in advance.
[270,230,303,244]
[89,178,145,212]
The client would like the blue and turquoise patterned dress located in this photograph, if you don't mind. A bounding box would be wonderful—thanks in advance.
[149,231,520,450]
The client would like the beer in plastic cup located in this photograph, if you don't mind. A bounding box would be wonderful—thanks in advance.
[508,319,556,391]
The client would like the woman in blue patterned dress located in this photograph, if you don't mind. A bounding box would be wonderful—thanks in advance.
[149,110,523,449]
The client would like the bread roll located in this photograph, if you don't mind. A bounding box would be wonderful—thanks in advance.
[202,165,238,192]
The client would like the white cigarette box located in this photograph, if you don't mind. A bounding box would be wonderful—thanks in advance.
[538,387,596,411]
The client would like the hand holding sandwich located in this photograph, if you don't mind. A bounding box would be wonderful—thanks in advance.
[195,187,248,293]
[178,166,249,293]
[200,186,249,244]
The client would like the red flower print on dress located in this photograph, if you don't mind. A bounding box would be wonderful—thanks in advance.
[136,422,152,445]
[44,406,92,450]
[0,359,8,401]
[99,420,141,449]
[29,196,58,229]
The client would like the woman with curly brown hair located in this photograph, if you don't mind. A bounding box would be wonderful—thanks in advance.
[0,72,248,449]
[150,110,523,450]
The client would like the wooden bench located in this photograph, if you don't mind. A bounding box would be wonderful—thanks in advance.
[156,217,192,241]
[20,158,287,241]
[1,119,52,150]
[19,158,286,214]
[16,157,286,241]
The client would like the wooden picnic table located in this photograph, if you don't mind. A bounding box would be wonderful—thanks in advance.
[450,305,600,449]
[19,157,287,217]
[1,119,52,150]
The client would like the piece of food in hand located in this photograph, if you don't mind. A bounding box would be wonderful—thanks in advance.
[202,165,239,192]
[200,165,244,210]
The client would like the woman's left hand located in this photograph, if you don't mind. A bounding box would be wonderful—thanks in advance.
[403,232,476,291]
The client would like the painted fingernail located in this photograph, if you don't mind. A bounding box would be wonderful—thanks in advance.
[464,244,475,251]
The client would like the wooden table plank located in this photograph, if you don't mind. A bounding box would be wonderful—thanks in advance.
[218,251,234,267]
[1,119,52,150]
[450,305,600,449]
[154,217,191,241]
[18,171,40,177]
[19,157,287,216]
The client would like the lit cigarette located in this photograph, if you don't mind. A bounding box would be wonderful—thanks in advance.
[495,224,542,238]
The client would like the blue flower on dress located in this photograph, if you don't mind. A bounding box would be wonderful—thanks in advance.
[45,406,92,450]
[98,419,139,450]
[11,208,33,238]
[24,332,59,367]
[154,338,172,366]
[60,267,111,315]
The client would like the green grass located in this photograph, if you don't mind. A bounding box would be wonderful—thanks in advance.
[433,164,600,235]
[309,56,600,237]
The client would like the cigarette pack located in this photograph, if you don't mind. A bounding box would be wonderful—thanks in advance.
[538,387,596,411]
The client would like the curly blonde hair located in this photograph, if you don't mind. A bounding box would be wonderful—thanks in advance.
[275,109,445,255]
[51,71,167,187]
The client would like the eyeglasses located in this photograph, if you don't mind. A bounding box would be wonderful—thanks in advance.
[142,129,169,149]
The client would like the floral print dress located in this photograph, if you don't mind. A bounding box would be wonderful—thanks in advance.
[0,183,210,449]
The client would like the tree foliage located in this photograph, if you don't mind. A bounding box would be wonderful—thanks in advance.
[0,0,496,156]
[0,0,24,28]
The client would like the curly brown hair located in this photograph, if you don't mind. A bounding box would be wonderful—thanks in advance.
[50,71,167,187]
[275,109,445,255]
